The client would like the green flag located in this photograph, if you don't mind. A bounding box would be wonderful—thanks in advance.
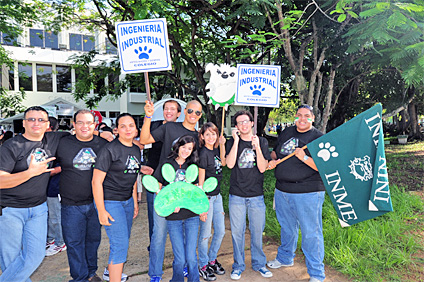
[308,104,393,227]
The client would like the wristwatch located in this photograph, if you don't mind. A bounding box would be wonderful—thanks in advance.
[303,155,309,162]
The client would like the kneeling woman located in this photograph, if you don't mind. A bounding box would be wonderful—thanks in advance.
[92,113,141,282]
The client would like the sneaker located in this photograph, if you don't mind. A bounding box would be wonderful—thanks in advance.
[88,274,102,282]
[258,267,273,278]
[199,265,217,281]
[103,267,128,282]
[46,240,55,249]
[45,243,66,256]
[183,266,188,277]
[309,277,323,282]
[150,276,162,282]
[267,259,294,269]
[208,259,225,275]
[230,269,241,280]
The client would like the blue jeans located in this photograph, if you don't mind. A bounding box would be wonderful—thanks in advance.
[229,194,266,272]
[198,194,225,267]
[274,189,325,281]
[0,202,48,282]
[167,216,200,282]
[61,203,101,281]
[47,196,64,245]
[146,190,155,244]
[103,198,134,265]
[148,195,168,277]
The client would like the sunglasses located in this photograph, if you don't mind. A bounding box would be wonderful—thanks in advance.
[187,108,202,116]
[297,105,313,111]
[24,118,48,123]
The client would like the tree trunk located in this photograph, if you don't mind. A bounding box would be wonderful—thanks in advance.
[408,101,423,140]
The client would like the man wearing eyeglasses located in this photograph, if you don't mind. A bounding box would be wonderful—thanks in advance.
[225,110,273,280]
[267,105,325,282]
[0,106,69,282]
[55,109,108,282]
[140,99,202,282]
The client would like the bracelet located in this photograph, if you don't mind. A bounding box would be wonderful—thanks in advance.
[145,115,152,119]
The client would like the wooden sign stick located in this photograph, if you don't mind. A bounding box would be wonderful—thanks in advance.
[221,107,225,136]
[267,145,308,170]
[144,72,151,101]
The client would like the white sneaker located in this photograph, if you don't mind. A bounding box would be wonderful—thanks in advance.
[103,267,128,282]
[258,267,273,278]
[267,259,294,269]
[46,240,55,249]
[45,243,67,256]
[310,277,323,282]
[230,269,241,280]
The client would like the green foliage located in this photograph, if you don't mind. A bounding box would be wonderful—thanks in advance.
[0,88,26,118]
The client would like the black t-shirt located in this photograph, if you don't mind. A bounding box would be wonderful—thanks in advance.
[96,139,141,201]
[273,126,324,193]
[145,120,164,170]
[154,158,198,221]
[198,147,222,196]
[56,135,108,206]
[151,122,198,164]
[0,132,69,208]
[225,136,271,197]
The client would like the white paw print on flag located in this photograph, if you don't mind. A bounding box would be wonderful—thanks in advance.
[317,142,339,162]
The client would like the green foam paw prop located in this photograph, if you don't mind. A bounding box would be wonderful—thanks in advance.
[142,163,218,217]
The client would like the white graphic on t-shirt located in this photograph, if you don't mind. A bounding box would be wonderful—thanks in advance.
[73,148,97,170]
[174,168,186,182]
[348,156,373,181]
[317,142,339,162]
[214,156,222,175]
[124,155,140,174]
[280,137,298,155]
[27,148,48,166]
[238,148,256,169]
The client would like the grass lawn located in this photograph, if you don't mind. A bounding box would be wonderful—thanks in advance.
[220,140,424,282]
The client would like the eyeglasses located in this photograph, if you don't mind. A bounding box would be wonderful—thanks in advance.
[75,121,95,127]
[297,105,313,111]
[187,109,202,116]
[236,120,251,126]
[24,118,48,123]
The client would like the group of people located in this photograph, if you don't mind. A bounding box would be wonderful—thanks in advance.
[0,100,326,282]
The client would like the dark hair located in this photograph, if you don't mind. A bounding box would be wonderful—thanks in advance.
[168,135,198,165]
[48,117,59,131]
[73,109,95,122]
[116,113,135,127]
[163,100,181,113]
[233,110,253,123]
[0,131,13,145]
[24,106,48,119]
[199,122,219,148]
[297,104,314,114]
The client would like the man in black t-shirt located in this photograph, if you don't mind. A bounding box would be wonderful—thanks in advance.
[140,99,202,281]
[0,106,68,282]
[143,99,181,245]
[56,109,107,282]
[267,105,325,282]
[225,110,272,280]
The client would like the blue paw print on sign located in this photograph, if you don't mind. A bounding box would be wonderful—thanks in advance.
[134,46,152,59]
[250,85,265,96]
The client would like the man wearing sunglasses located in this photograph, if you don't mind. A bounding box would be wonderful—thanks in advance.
[140,99,202,282]
[0,106,70,282]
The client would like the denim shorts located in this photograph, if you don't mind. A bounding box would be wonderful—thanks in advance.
[103,198,134,264]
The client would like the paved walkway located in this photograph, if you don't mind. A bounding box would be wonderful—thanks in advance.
[28,200,351,282]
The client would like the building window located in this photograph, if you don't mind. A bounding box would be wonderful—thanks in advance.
[8,68,14,90]
[69,33,95,51]
[105,40,117,54]
[36,64,52,92]
[109,111,120,118]
[30,29,58,49]
[99,111,106,117]
[56,65,71,92]
[18,63,32,91]
[1,32,17,46]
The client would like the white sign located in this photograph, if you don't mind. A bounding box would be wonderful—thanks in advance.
[43,106,57,118]
[235,64,281,108]
[115,19,172,74]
